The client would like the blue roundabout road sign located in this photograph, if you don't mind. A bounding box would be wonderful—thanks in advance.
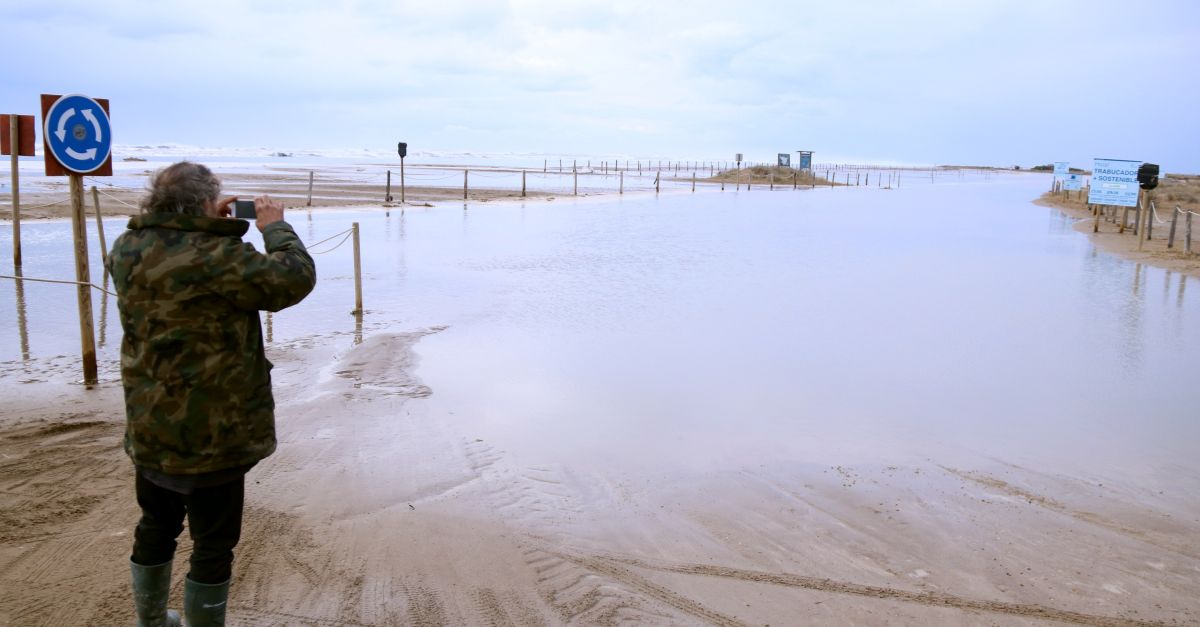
[44,94,112,174]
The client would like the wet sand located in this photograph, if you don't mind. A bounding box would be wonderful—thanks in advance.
[0,329,1196,625]
[1037,193,1200,279]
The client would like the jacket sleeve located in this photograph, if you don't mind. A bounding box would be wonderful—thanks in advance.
[206,221,317,312]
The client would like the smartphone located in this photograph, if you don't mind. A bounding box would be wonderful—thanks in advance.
[233,199,256,220]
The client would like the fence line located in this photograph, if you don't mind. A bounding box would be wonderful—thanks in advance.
[0,273,115,296]
[4,164,1032,217]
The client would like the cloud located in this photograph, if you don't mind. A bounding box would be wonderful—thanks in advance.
[1,0,1197,168]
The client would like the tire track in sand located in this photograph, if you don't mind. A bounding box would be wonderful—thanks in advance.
[942,466,1200,562]
[461,439,726,624]
[594,554,1171,627]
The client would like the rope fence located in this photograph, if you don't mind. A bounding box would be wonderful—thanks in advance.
[0,273,115,296]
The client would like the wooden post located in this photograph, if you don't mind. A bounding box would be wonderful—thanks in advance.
[521,170,527,197]
[1145,199,1155,242]
[463,170,469,200]
[1093,205,1100,233]
[865,172,869,186]
[386,169,392,202]
[1167,206,1179,248]
[1139,195,1152,250]
[544,159,547,173]
[1133,193,1142,237]
[306,171,314,206]
[559,159,562,173]
[619,170,623,195]
[400,157,406,204]
[10,115,21,267]
[1187,211,1193,254]
[68,175,98,387]
[793,172,797,190]
[351,222,363,315]
[654,171,660,194]
[769,173,773,191]
[1120,206,1129,233]
[692,172,696,192]
[13,266,29,360]
[573,170,578,196]
[91,186,107,263]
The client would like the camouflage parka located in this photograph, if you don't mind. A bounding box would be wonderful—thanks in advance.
[106,213,316,474]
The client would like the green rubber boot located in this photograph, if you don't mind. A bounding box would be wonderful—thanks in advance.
[130,559,181,627]
[184,577,230,627]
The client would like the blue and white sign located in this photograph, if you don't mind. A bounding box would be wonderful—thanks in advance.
[1088,158,1140,207]
[1063,173,1083,191]
[1053,161,1069,177]
[44,94,111,173]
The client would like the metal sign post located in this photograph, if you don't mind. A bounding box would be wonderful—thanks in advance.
[397,142,407,204]
[41,93,112,388]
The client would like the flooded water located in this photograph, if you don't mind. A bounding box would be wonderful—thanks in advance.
[1,176,1196,480]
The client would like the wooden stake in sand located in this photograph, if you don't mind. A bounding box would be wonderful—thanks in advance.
[1187,211,1193,254]
[385,170,392,203]
[68,174,98,387]
[351,222,363,315]
[91,186,107,263]
[619,171,623,195]
[463,170,469,200]
[307,171,314,207]
[1168,206,1179,248]
[521,170,526,197]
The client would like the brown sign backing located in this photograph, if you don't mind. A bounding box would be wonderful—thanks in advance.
[0,114,36,156]
[40,94,113,176]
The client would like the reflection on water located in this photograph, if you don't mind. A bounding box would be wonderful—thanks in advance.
[1,179,1197,479]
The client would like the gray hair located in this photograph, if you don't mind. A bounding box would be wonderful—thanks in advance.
[140,161,220,215]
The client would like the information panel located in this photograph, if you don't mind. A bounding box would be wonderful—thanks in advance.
[1053,161,1069,177]
[1088,158,1140,207]
[1063,173,1083,191]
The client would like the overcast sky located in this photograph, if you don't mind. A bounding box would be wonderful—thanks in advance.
[3,0,1198,170]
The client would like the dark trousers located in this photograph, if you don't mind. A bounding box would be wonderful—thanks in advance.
[131,471,245,584]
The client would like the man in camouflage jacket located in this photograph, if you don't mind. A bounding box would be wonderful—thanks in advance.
[107,161,315,626]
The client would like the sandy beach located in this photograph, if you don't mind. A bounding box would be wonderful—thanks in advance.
[1037,190,1200,279]
[1,173,1198,626]
[1,328,1197,626]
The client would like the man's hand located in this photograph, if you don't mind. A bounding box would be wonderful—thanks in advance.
[214,196,237,218]
[255,195,285,232]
